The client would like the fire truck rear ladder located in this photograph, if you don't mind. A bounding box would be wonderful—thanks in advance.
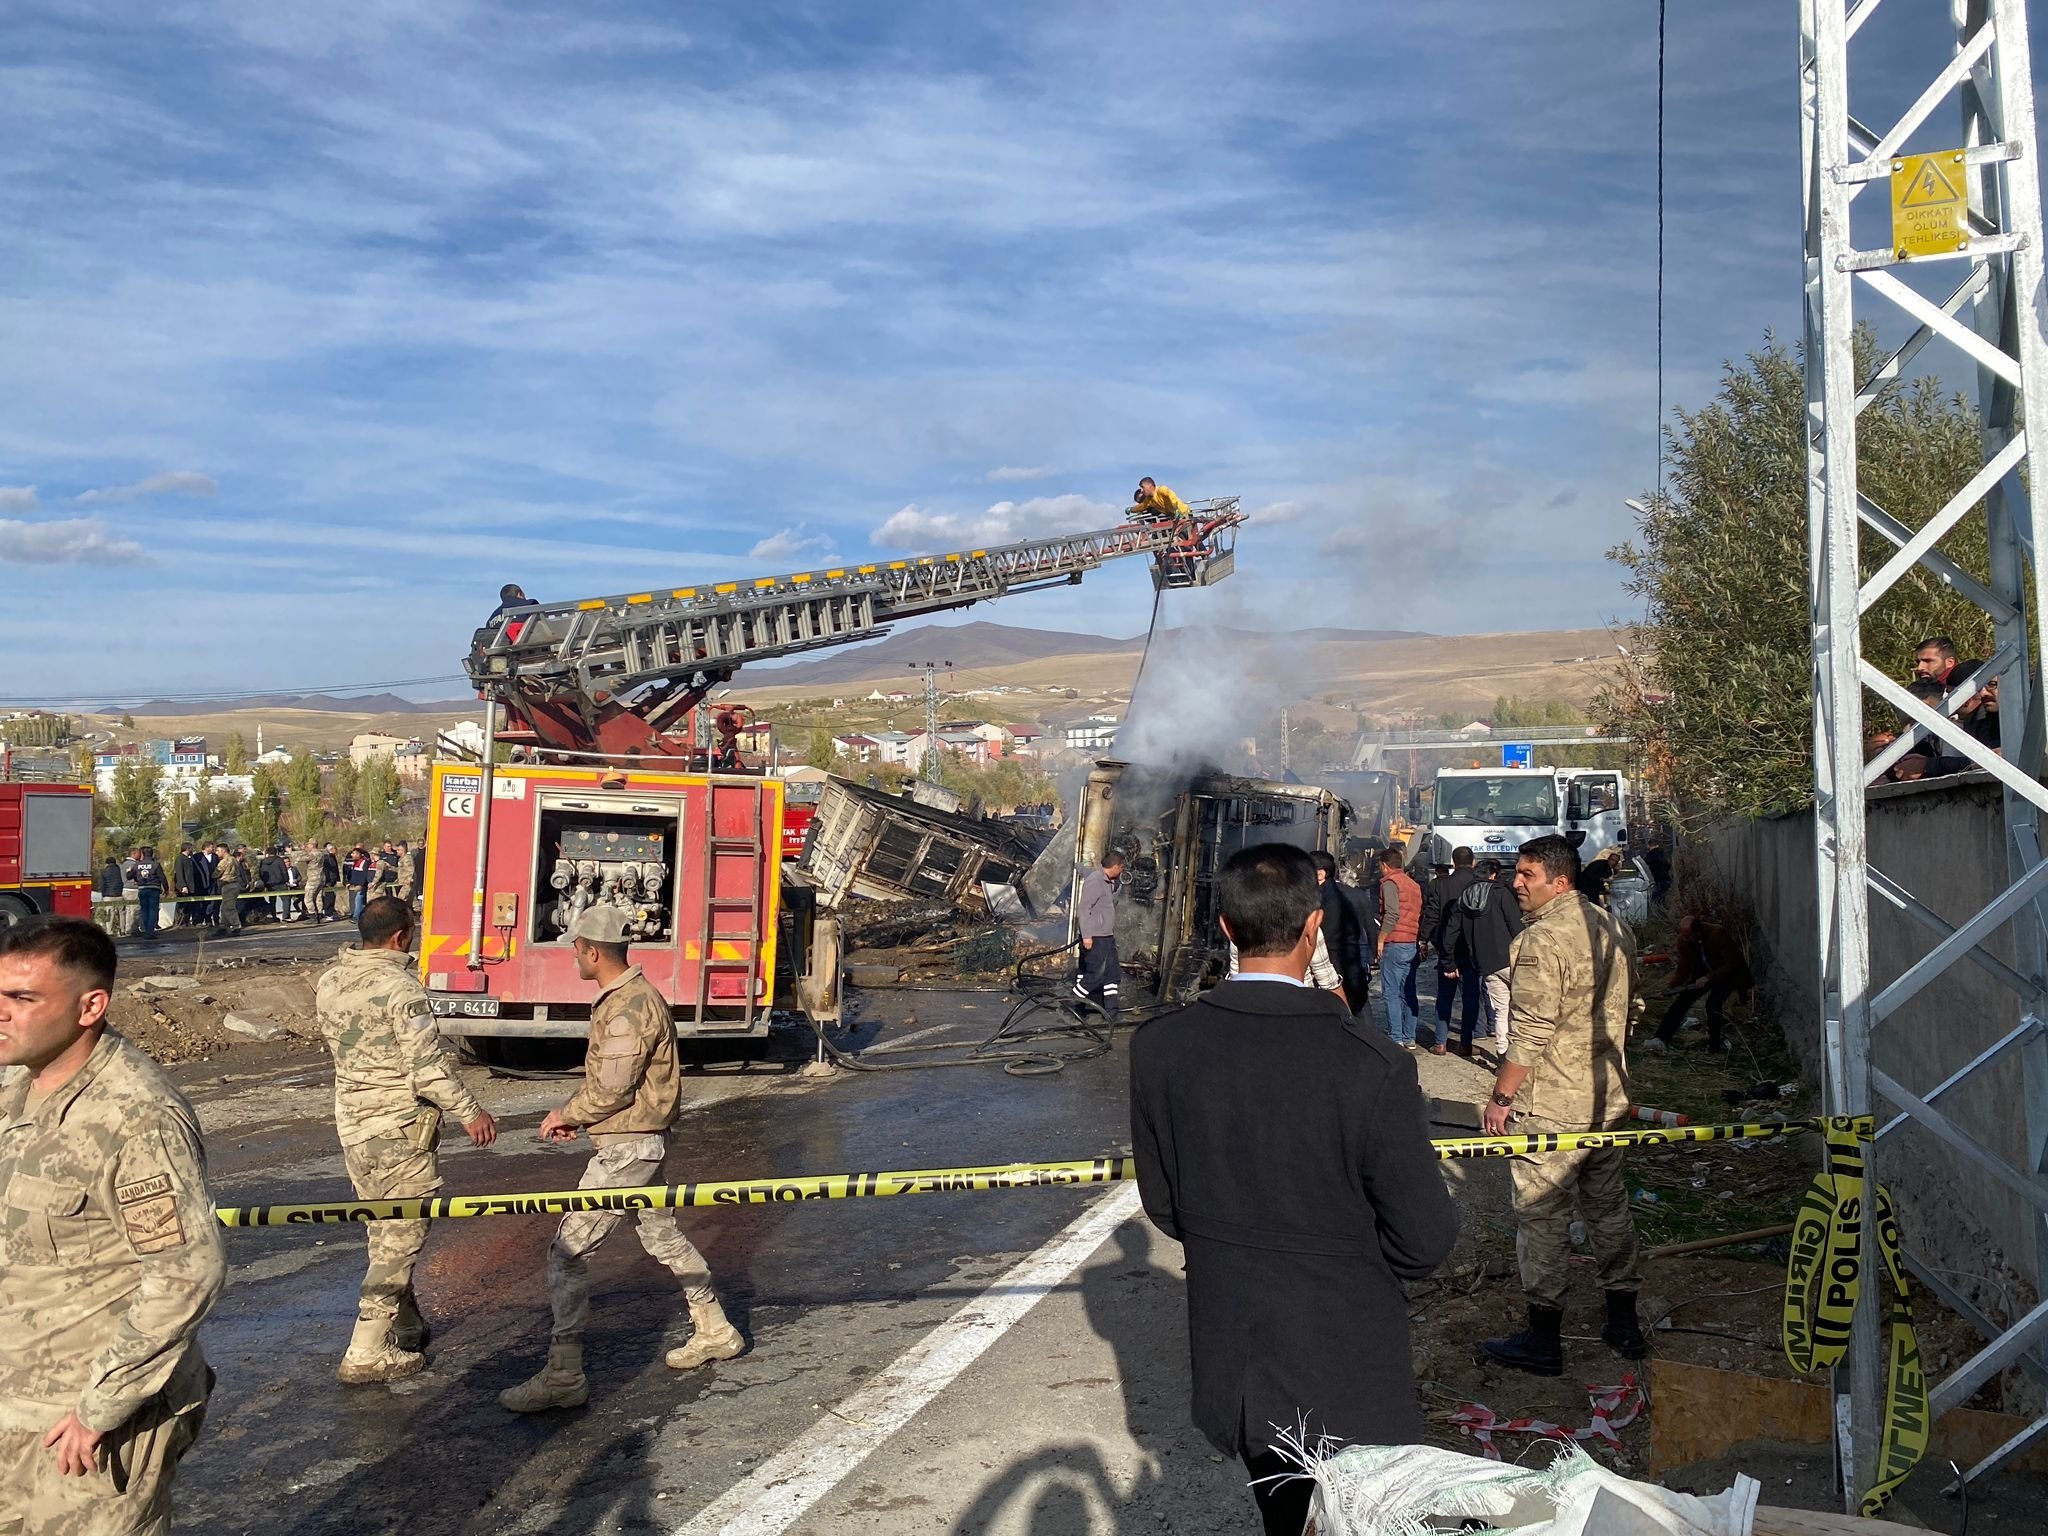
[693,780,767,1031]
[465,501,1243,757]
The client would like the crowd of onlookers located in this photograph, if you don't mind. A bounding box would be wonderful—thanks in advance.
[1869,633,2002,781]
[94,838,425,938]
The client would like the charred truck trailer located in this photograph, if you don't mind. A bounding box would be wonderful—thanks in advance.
[1066,761,1349,1003]
[798,778,1045,911]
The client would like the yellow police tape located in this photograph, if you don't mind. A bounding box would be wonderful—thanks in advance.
[213,1111,1926,1507]
[1780,1116,1927,1516]
[212,1117,1817,1228]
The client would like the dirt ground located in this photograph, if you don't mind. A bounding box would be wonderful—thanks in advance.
[108,953,324,1064]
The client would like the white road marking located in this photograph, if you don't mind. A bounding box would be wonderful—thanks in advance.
[672,1181,1143,1535]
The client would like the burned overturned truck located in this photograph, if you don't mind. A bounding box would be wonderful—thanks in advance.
[797,777,1047,911]
[1056,760,1349,1003]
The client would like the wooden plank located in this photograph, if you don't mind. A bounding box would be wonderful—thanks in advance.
[1650,1359,2048,1477]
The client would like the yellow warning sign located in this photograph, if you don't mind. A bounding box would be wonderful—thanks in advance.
[1891,151,1969,259]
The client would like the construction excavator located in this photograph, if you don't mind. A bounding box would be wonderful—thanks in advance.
[421,498,1246,1046]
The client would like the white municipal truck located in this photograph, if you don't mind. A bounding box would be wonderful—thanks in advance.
[1424,766,1630,869]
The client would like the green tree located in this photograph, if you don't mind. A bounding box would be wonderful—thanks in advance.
[805,727,839,770]
[330,755,361,818]
[187,783,248,845]
[358,756,400,822]
[237,763,286,848]
[118,713,136,729]
[101,760,164,853]
[284,751,326,841]
[1599,330,1992,819]
[223,732,250,773]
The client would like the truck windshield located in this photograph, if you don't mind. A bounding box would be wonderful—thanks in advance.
[1435,776,1558,827]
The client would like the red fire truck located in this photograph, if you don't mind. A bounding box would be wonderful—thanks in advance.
[433,501,1245,1045]
[0,782,95,925]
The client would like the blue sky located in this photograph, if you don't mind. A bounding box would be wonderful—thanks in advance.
[1,1,2025,699]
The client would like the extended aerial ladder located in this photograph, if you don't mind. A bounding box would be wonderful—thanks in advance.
[466,498,1244,759]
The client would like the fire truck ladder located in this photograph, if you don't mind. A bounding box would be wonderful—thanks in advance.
[465,499,1243,757]
[692,779,768,1031]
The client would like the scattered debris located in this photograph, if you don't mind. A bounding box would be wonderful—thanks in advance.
[131,975,202,994]
[1446,1377,1645,1460]
[799,779,1046,911]
[223,1013,289,1043]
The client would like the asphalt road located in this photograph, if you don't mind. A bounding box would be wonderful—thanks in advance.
[171,987,1147,1535]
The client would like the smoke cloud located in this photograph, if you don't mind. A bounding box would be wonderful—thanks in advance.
[1112,621,1281,770]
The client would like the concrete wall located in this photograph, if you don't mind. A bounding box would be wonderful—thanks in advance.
[1702,773,2042,1316]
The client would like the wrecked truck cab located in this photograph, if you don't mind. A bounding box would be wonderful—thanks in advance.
[1060,760,1350,1004]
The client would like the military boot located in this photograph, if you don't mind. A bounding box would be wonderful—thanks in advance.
[337,1317,426,1385]
[1481,1305,1565,1377]
[499,1338,588,1412]
[391,1289,430,1353]
[1601,1289,1649,1359]
[665,1298,745,1371]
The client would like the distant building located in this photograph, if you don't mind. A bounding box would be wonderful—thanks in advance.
[350,732,411,767]
[1062,714,1121,752]
[437,720,488,759]
[393,743,431,786]
[907,729,997,767]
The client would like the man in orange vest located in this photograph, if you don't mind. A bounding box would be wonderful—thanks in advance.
[1376,846,1423,1047]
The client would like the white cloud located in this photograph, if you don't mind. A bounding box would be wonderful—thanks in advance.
[74,471,218,505]
[746,526,833,564]
[0,486,38,512]
[986,465,1055,483]
[871,494,1116,551]
[0,517,148,565]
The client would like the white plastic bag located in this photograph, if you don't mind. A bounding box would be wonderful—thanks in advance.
[1300,1442,1759,1536]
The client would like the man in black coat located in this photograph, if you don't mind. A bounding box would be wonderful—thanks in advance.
[1131,843,1459,1535]
[1420,848,1482,1054]
[1448,858,1523,1062]
[1310,850,1369,1010]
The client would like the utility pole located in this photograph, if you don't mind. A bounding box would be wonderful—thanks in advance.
[1801,0,2048,1507]
[908,661,950,783]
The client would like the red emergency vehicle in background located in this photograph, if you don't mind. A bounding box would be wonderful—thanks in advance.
[0,782,95,924]
[444,502,1245,1046]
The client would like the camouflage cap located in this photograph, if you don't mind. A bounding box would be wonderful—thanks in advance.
[568,906,628,945]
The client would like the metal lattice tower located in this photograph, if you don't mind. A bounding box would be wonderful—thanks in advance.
[1802,0,2048,1504]
[909,661,948,782]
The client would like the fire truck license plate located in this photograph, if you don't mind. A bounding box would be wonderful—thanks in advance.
[429,997,501,1018]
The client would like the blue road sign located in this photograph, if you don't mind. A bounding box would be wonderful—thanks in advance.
[1502,743,1534,768]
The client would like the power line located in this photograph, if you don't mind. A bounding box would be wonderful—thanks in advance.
[1655,0,1667,503]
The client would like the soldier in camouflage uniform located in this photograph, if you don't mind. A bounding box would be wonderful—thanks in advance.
[392,841,417,909]
[500,905,743,1413]
[0,917,226,1535]
[1477,834,1645,1376]
[316,896,498,1384]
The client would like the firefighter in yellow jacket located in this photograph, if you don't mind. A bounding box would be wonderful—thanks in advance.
[500,905,744,1412]
[1130,476,1189,521]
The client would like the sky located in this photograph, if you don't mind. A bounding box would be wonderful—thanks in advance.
[1,1,2028,701]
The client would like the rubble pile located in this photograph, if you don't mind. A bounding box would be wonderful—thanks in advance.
[107,960,324,1065]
